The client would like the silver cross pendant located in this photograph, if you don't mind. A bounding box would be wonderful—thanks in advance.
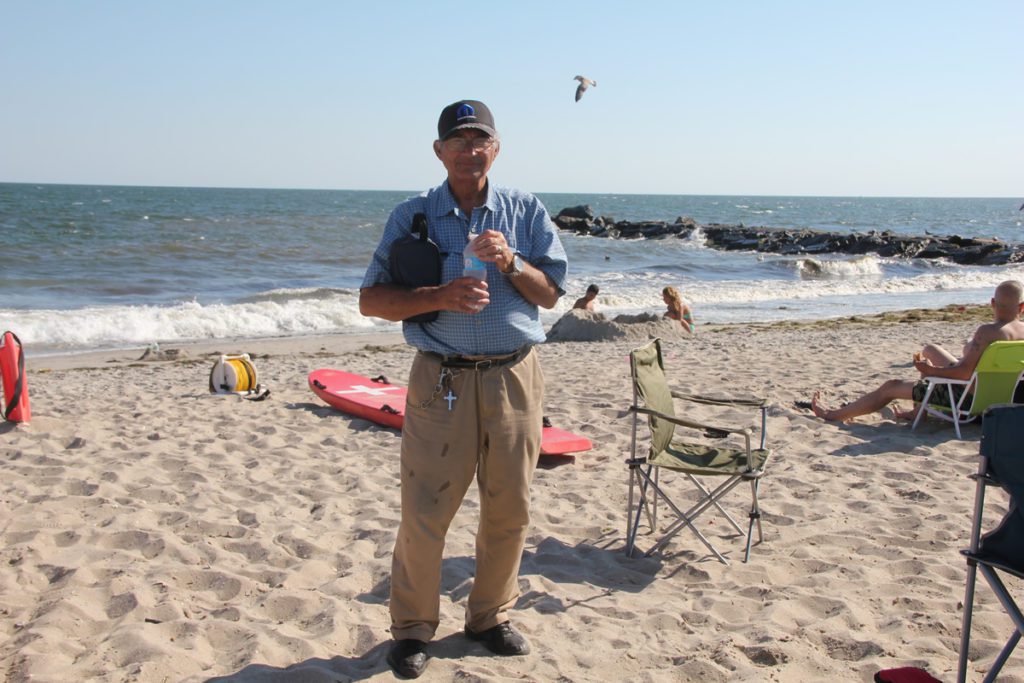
[444,390,457,411]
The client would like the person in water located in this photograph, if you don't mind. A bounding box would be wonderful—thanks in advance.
[572,283,599,311]
[662,285,694,333]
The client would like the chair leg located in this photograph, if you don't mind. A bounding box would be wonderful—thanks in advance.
[626,464,652,556]
[651,466,659,530]
[743,478,764,563]
[912,384,936,432]
[951,394,962,439]
[754,479,765,544]
[626,464,638,557]
[652,477,746,563]
[957,559,979,683]
[978,565,1024,682]
[984,631,1021,683]
[645,477,733,564]
[686,473,743,535]
[626,465,657,556]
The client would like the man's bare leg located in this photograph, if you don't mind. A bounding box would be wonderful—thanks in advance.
[811,379,917,422]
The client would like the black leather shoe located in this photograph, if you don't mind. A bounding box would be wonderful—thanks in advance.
[387,639,429,678]
[465,622,530,656]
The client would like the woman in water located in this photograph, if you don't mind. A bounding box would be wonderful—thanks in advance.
[662,285,694,333]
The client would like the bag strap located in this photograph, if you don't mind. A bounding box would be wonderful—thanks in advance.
[3,332,24,421]
[412,212,429,241]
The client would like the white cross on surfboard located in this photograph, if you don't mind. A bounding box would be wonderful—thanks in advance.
[333,384,403,398]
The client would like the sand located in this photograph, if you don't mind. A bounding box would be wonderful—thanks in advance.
[2,312,1021,682]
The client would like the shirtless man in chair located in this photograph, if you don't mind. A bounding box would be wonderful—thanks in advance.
[811,280,1024,423]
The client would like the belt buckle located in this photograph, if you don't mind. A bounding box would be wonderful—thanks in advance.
[474,359,494,370]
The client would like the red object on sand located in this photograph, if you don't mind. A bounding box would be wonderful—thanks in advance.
[308,369,592,456]
[874,667,942,683]
[0,331,30,423]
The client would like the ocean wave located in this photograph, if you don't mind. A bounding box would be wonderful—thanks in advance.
[557,264,1024,316]
[796,255,884,279]
[237,287,355,304]
[3,296,388,351]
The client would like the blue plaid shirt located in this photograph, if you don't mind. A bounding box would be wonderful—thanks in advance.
[361,180,568,355]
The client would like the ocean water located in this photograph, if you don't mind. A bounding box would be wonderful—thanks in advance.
[2,182,1023,354]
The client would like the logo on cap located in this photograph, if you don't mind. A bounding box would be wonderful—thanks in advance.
[456,103,476,121]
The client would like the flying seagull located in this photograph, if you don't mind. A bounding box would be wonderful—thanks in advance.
[573,75,596,102]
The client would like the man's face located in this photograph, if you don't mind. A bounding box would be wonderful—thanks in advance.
[434,129,499,185]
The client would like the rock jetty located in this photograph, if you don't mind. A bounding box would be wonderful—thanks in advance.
[553,205,1024,266]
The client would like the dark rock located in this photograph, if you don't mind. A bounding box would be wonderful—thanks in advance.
[553,207,1024,265]
[556,204,595,221]
[553,215,592,234]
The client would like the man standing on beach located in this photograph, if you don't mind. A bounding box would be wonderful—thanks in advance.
[811,280,1024,422]
[359,99,567,678]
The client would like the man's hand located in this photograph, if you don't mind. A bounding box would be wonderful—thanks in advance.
[913,351,936,376]
[465,229,561,309]
[443,277,490,313]
[475,229,515,273]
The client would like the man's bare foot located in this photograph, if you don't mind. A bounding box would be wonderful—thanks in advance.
[811,391,837,421]
[893,403,920,421]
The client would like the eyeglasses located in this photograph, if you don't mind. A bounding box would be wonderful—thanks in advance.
[442,136,498,153]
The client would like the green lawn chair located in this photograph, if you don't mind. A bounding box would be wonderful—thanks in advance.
[626,339,771,564]
[912,340,1024,439]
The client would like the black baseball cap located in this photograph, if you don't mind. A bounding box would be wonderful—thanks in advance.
[437,100,497,140]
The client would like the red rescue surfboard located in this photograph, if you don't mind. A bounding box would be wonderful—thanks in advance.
[308,369,591,456]
[0,331,30,423]
[309,369,406,430]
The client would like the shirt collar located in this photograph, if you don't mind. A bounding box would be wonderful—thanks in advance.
[434,180,497,219]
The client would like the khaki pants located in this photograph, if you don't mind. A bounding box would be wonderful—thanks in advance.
[389,347,544,642]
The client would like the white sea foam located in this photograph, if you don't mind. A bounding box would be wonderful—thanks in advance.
[556,264,1024,324]
[3,295,392,351]
[796,255,884,279]
[9,262,1024,353]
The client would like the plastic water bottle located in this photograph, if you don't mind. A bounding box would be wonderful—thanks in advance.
[463,233,487,281]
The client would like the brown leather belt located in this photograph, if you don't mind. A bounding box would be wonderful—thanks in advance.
[426,346,529,371]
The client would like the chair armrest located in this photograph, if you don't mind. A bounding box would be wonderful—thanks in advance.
[671,390,767,408]
[921,376,972,386]
[630,405,752,438]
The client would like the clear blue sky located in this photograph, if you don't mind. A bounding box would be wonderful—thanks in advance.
[1,1,1021,197]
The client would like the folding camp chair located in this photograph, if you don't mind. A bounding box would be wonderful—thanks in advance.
[957,404,1024,682]
[626,339,771,564]
[912,340,1024,439]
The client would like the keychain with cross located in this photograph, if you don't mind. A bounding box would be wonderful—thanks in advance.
[420,367,461,411]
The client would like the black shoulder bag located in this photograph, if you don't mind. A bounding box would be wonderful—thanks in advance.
[388,213,442,323]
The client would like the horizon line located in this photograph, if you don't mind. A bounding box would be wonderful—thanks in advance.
[0,179,1019,202]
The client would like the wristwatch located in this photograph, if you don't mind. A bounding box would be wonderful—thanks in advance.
[505,252,525,278]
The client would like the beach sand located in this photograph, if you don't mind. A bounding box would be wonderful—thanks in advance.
[2,310,1022,682]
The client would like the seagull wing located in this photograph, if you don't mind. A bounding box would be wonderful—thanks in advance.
[573,75,595,101]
